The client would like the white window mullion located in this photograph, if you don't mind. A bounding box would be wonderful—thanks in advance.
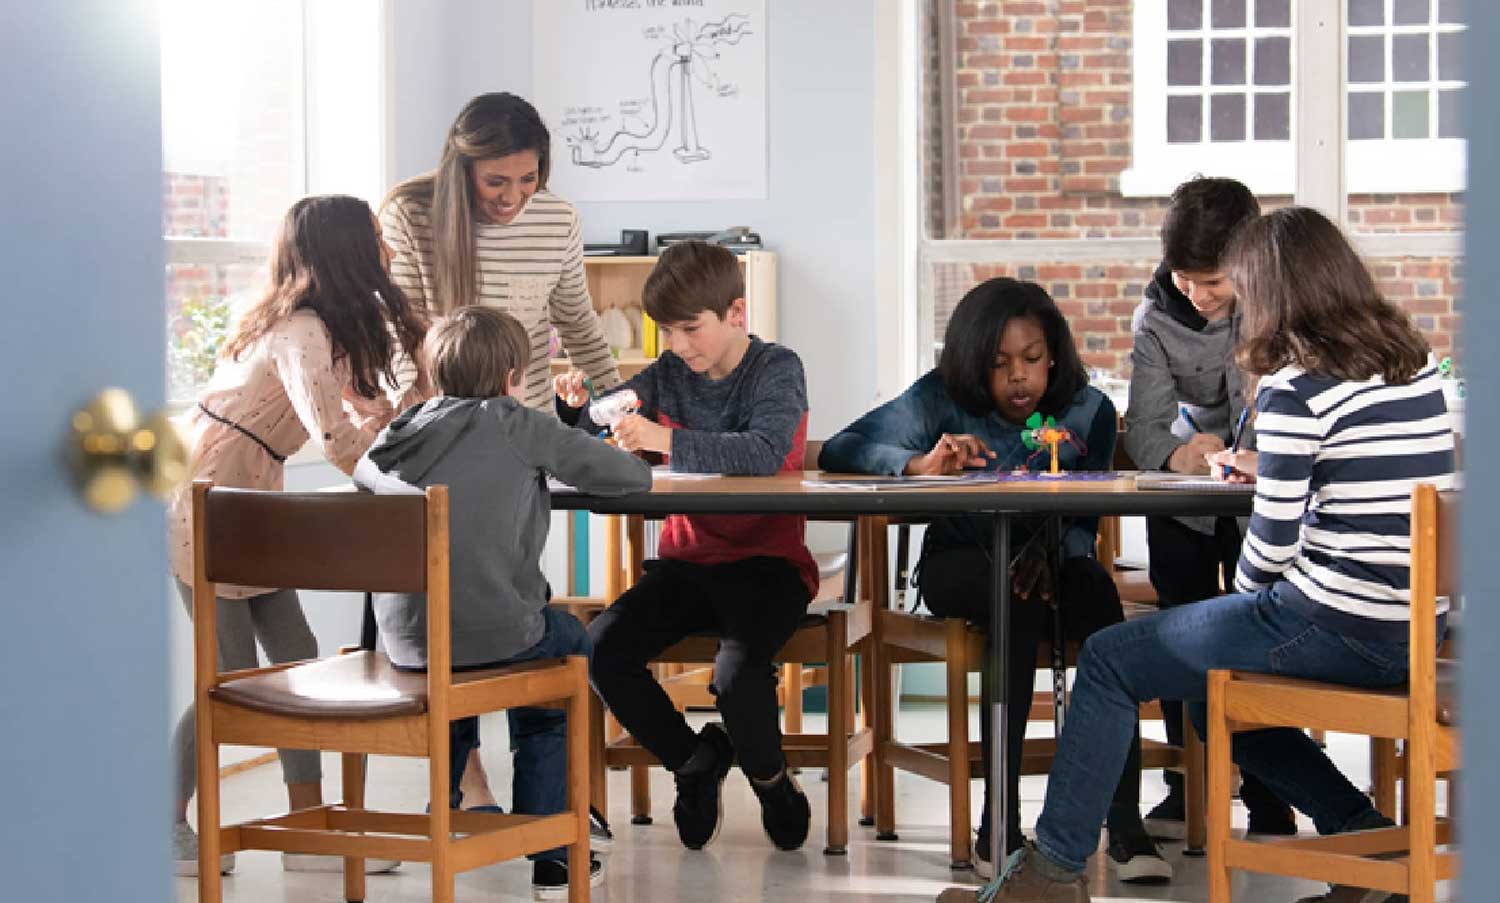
[1294,0,1345,223]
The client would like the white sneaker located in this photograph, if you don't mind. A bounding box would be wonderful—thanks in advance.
[282,853,401,873]
[173,821,235,877]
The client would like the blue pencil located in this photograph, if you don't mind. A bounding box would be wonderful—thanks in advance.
[1179,406,1205,434]
[1225,407,1251,478]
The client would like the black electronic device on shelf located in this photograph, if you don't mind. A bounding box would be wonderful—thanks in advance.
[583,229,650,257]
[656,226,763,254]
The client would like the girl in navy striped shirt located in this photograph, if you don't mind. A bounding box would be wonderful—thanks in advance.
[943,208,1455,903]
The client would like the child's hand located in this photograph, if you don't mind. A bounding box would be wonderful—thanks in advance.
[1168,433,1227,475]
[904,433,996,476]
[554,369,590,408]
[612,414,671,455]
[1208,449,1257,483]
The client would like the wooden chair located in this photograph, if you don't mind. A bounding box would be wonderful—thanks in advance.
[866,513,1206,867]
[1207,484,1458,903]
[593,514,875,854]
[190,481,593,903]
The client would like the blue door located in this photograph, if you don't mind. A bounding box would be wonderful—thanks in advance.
[0,3,170,900]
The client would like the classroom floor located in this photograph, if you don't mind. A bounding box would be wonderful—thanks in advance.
[176,703,1455,903]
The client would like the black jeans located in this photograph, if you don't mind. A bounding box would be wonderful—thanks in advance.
[920,546,1144,848]
[1146,514,1288,817]
[588,556,812,781]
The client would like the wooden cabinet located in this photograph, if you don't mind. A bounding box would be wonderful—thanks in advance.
[551,250,778,379]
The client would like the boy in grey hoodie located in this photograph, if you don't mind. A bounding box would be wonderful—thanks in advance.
[355,306,650,897]
[1123,176,1295,840]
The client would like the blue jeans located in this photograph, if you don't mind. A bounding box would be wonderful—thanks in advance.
[448,606,591,862]
[1033,585,1415,873]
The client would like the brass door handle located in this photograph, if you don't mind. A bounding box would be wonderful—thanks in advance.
[70,387,189,513]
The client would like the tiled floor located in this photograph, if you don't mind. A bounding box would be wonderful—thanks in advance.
[177,704,1452,902]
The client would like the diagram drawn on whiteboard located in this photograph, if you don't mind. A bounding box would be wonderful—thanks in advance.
[564,15,752,171]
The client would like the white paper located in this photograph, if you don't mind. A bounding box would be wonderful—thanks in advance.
[534,0,768,201]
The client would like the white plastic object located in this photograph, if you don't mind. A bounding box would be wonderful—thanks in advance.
[588,389,641,429]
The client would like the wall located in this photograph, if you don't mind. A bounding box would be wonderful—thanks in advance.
[388,0,881,438]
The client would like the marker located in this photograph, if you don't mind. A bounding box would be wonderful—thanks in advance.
[1225,407,1250,478]
[1179,406,1205,434]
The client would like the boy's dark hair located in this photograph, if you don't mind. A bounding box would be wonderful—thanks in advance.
[427,306,531,398]
[1161,176,1261,273]
[641,240,745,323]
[939,277,1089,418]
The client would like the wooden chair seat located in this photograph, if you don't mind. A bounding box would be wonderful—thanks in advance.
[210,651,574,721]
[1219,662,1461,737]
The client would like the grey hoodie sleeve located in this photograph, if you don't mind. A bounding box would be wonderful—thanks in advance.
[1123,313,1184,471]
[508,406,653,496]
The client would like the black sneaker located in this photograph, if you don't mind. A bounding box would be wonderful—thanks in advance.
[531,855,604,901]
[672,723,734,850]
[750,768,811,850]
[588,805,613,854]
[1144,787,1186,841]
[971,831,1025,879]
[1246,801,1298,838]
[1106,823,1174,884]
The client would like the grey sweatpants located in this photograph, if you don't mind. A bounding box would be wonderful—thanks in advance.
[172,581,322,805]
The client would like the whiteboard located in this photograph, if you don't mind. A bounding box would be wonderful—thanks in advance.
[534,0,767,202]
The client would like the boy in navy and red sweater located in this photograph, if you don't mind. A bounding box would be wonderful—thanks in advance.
[556,241,817,853]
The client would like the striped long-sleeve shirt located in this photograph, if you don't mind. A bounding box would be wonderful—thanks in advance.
[380,190,622,410]
[1235,356,1457,641]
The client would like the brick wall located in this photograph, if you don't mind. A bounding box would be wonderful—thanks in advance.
[936,0,1464,374]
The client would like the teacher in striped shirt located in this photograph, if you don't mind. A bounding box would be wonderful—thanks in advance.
[942,206,1455,903]
[381,92,622,410]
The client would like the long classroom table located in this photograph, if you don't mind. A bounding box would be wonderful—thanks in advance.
[551,470,1253,866]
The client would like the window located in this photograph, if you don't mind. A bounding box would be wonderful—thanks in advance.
[161,0,385,402]
[1125,0,1294,195]
[1127,0,1466,196]
[1345,0,1466,192]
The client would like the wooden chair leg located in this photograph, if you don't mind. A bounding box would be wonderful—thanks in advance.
[825,612,850,854]
[589,692,608,814]
[1185,708,1207,855]
[873,623,898,841]
[567,662,592,903]
[858,640,876,825]
[1409,733,1437,903]
[945,617,972,869]
[342,753,367,902]
[784,662,804,735]
[196,734,223,903]
[630,765,652,824]
[430,723,454,903]
[1207,672,1233,903]
[1373,737,1400,820]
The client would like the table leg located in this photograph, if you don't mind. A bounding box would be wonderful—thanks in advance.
[989,513,1012,871]
[1046,515,1067,729]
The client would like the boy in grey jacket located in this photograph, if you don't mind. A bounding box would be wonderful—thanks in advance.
[1123,176,1296,840]
[355,306,650,897]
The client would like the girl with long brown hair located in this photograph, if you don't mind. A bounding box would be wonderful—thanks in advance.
[942,207,1455,903]
[165,194,428,876]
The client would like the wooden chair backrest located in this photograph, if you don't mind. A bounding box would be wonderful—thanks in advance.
[804,439,824,471]
[191,480,453,688]
[1410,484,1458,727]
[198,484,435,593]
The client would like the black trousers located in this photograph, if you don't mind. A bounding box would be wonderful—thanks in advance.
[920,546,1143,847]
[1146,514,1289,817]
[588,556,812,781]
